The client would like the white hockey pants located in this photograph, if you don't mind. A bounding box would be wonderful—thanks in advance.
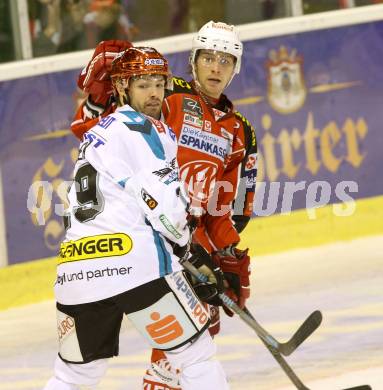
[165,330,229,390]
[43,357,108,390]
[43,330,228,390]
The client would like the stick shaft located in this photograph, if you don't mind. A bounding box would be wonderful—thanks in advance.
[182,260,281,349]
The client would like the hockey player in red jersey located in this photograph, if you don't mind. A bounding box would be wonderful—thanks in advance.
[71,21,257,390]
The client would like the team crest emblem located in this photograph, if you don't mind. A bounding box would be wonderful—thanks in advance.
[266,46,307,114]
[179,160,218,206]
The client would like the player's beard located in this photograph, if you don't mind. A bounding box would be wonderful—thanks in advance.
[142,99,162,119]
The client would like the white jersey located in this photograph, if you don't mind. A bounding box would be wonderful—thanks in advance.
[55,105,190,305]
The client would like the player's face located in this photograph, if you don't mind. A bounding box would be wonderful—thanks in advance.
[195,50,236,98]
[128,75,165,119]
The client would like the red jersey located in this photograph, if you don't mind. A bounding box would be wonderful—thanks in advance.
[163,77,257,251]
[71,95,117,140]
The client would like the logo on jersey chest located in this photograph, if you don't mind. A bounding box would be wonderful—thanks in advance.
[59,233,133,264]
[204,120,212,132]
[212,108,225,121]
[180,160,218,203]
[148,117,166,134]
[152,158,178,185]
[183,113,203,128]
[182,97,202,117]
[179,125,228,161]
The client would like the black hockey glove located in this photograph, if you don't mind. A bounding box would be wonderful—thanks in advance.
[172,240,191,262]
[187,244,225,306]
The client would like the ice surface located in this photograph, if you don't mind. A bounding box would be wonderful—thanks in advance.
[0,235,382,389]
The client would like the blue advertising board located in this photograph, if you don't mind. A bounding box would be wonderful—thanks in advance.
[0,21,382,264]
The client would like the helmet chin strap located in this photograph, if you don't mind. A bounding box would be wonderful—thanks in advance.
[225,71,236,89]
[191,60,198,89]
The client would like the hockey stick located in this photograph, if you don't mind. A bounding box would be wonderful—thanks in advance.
[259,337,371,390]
[260,337,309,389]
[181,259,320,356]
[181,260,372,390]
[243,307,322,356]
[259,330,372,390]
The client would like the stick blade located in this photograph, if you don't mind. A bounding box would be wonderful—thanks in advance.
[280,310,323,356]
[341,386,372,390]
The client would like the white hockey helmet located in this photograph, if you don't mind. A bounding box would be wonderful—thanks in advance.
[190,21,243,75]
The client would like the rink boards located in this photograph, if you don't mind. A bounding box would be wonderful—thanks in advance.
[0,195,382,311]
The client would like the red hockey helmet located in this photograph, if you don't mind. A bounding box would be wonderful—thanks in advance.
[110,47,170,85]
[90,0,116,11]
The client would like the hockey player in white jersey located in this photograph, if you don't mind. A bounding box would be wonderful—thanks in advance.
[43,47,229,390]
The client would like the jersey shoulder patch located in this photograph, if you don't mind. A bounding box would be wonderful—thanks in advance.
[119,110,152,134]
[171,76,194,94]
[235,111,257,150]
